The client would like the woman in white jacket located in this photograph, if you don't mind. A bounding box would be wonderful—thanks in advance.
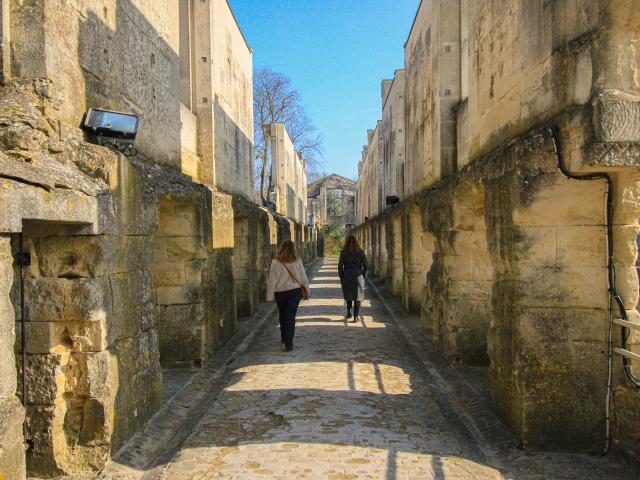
[266,240,310,351]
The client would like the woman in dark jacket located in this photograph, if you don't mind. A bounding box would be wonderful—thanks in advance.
[338,235,368,322]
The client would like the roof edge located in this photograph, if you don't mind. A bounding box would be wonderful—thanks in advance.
[225,0,252,53]
[308,173,356,187]
[404,0,424,49]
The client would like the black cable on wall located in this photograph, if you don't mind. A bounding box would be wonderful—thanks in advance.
[544,125,640,454]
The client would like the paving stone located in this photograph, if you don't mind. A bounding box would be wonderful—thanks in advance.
[149,259,500,479]
[89,258,639,480]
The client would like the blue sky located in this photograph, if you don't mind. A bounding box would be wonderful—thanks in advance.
[229,0,419,179]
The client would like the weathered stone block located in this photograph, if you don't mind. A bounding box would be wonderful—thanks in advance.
[612,265,640,309]
[16,354,64,405]
[24,398,110,477]
[612,225,640,265]
[0,397,26,480]
[519,265,608,309]
[157,303,204,366]
[37,236,101,278]
[109,270,152,312]
[24,403,61,477]
[448,280,492,302]
[152,241,167,263]
[516,226,557,268]
[443,255,474,281]
[556,225,607,267]
[452,202,486,231]
[472,256,493,280]
[108,330,161,451]
[138,300,155,332]
[165,236,204,261]
[0,177,102,234]
[15,320,107,354]
[593,90,640,143]
[64,277,112,323]
[116,238,155,277]
[150,261,186,287]
[513,180,605,227]
[211,193,235,250]
[612,385,640,462]
[445,299,491,365]
[158,203,198,237]
[184,260,203,285]
[0,308,17,401]
[516,340,607,451]
[518,307,607,343]
[156,284,201,305]
[23,277,66,322]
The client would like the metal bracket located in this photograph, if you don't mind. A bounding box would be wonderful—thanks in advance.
[14,251,31,267]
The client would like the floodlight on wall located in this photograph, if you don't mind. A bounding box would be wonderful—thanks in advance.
[386,195,400,206]
[82,108,140,156]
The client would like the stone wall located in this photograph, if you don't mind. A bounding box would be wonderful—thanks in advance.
[150,188,317,368]
[0,234,25,479]
[270,122,308,224]
[355,0,640,461]
[356,128,629,449]
[9,0,183,166]
[0,84,162,477]
[152,195,209,367]
[382,70,405,202]
[8,0,254,199]
[0,1,311,477]
[0,79,318,479]
[403,0,461,195]
[206,0,254,198]
[356,123,383,223]
[307,174,356,227]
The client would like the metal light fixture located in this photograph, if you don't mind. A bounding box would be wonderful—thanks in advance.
[82,108,140,156]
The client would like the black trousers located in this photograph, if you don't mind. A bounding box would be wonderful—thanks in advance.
[275,288,302,348]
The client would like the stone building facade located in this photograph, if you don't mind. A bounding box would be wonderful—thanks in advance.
[307,174,356,228]
[382,70,405,203]
[355,0,640,462]
[356,123,382,223]
[0,1,316,478]
[356,71,406,224]
[270,122,308,224]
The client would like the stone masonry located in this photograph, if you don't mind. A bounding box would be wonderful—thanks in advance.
[117,258,638,479]
[307,174,356,228]
[356,0,640,462]
[0,1,316,478]
[270,122,308,225]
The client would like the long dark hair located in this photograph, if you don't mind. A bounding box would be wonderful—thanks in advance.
[343,235,361,256]
[276,240,298,263]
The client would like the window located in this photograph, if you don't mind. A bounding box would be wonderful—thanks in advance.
[327,188,343,217]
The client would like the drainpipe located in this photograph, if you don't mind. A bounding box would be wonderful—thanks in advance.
[544,125,640,455]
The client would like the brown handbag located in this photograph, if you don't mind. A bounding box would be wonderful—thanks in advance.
[279,261,310,300]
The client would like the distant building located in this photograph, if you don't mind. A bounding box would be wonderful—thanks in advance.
[269,123,308,224]
[307,174,356,227]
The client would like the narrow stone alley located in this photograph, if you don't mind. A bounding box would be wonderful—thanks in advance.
[100,258,637,480]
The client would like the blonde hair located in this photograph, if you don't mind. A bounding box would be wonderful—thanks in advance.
[276,240,298,263]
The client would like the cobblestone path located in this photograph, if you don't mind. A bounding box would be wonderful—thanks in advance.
[131,258,640,480]
[149,258,504,479]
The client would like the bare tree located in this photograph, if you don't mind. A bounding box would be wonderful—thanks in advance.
[254,67,324,205]
[307,170,328,183]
